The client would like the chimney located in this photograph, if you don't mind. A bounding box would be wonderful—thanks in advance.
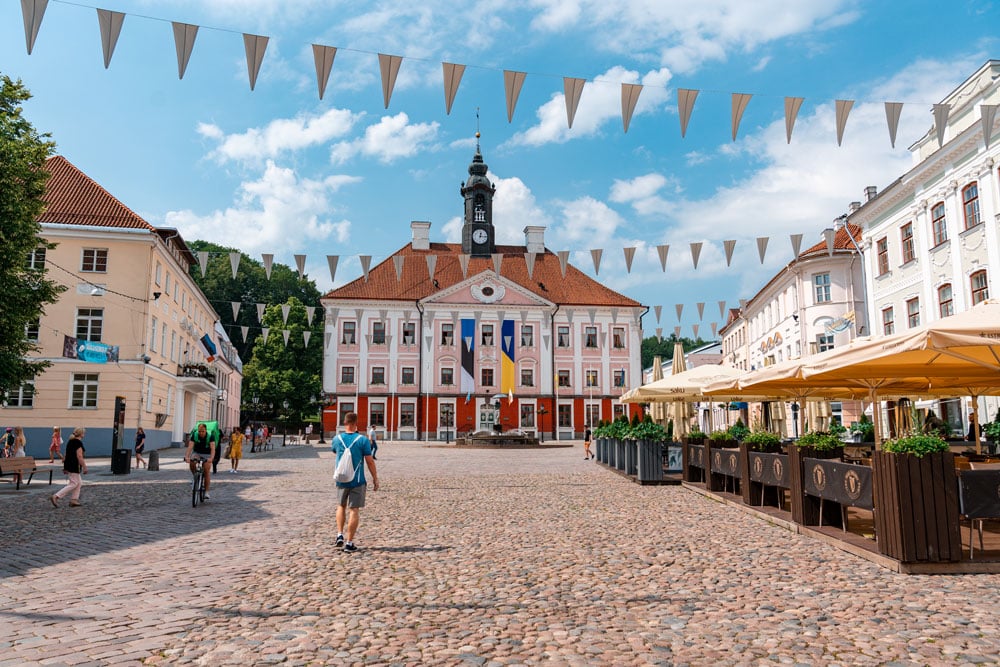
[848,201,861,213]
[523,225,546,254]
[411,221,431,250]
[864,185,877,201]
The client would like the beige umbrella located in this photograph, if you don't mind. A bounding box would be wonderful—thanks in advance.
[648,355,666,424]
[670,341,693,436]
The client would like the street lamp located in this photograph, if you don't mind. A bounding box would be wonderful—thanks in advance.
[282,399,290,446]
[537,406,548,443]
[791,402,800,439]
[316,393,327,444]
[251,395,260,452]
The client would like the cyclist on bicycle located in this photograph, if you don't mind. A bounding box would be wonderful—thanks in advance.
[185,422,218,499]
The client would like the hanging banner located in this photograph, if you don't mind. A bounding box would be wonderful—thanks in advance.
[231,302,240,321]
[303,331,311,347]
[442,62,465,115]
[718,300,727,318]
[393,255,404,281]
[21,0,48,55]
[731,93,752,141]
[524,252,536,278]
[654,305,662,323]
[557,250,569,277]
[656,327,663,342]
[294,254,306,279]
[784,96,804,144]
[587,308,596,325]
[282,329,290,347]
[610,307,619,324]
[457,253,469,279]
[460,318,476,394]
[306,306,316,326]
[723,239,736,267]
[689,242,702,269]
[757,236,769,264]
[171,22,198,79]
[696,302,705,320]
[360,255,372,282]
[378,53,403,108]
[591,249,603,275]
[197,251,209,277]
[312,44,337,100]
[500,319,515,395]
[677,88,698,137]
[492,253,502,275]
[229,252,241,279]
[504,70,527,122]
[674,326,681,338]
[657,244,669,271]
[692,324,700,339]
[97,9,125,69]
[933,103,951,148]
[981,104,998,150]
[621,83,642,133]
[63,335,119,363]
[261,327,270,344]
[199,333,217,362]
[256,303,265,323]
[790,233,803,257]
[243,33,269,91]
[623,246,636,273]
[427,254,438,280]
[281,304,291,324]
[823,228,836,256]
[675,303,684,321]
[835,99,854,146]
[326,255,339,283]
[564,77,585,129]
[884,102,903,148]
[711,322,718,338]
[240,326,248,342]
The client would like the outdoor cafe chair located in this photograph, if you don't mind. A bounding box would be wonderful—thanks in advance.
[956,469,1000,559]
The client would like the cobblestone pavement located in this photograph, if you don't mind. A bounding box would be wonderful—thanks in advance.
[2,442,1000,666]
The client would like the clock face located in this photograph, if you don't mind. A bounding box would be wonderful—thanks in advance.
[472,229,488,244]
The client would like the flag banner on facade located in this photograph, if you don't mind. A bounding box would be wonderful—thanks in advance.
[542,333,550,350]
[564,308,574,325]
[519,309,528,324]
[500,319,515,395]
[324,332,332,349]
[229,252,241,279]
[588,308,596,325]
[611,307,619,323]
[460,318,476,394]
[312,44,337,100]
[354,308,364,325]
[62,335,119,363]
[200,333,217,362]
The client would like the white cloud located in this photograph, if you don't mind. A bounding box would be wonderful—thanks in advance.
[609,173,673,215]
[330,113,440,164]
[200,108,360,164]
[164,161,359,258]
[550,197,624,247]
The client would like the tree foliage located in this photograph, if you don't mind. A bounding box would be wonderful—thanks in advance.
[640,334,707,369]
[0,74,63,396]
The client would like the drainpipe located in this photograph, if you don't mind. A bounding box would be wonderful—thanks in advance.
[549,304,560,441]
[416,300,424,442]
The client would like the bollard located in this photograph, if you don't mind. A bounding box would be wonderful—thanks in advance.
[147,449,159,471]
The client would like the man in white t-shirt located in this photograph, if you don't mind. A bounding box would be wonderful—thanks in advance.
[368,425,378,460]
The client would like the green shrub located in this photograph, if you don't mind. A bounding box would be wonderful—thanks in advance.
[743,430,782,452]
[984,420,1000,442]
[828,420,847,436]
[727,420,751,441]
[708,429,731,442]
[687,427,706,440]
[882,433,949,457]
[793,431,842,451]
[851,415,875,442]
[626,420,669,442]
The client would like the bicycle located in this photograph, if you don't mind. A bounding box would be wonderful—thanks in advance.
[189,456,208,507]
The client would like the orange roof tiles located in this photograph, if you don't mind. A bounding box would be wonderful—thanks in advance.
[327,242,642,308]
[799,223,862,257]
[38,156,154,231]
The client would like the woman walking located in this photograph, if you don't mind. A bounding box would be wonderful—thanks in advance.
[228,426,243,473]
[51,427,87,508]
[11,427,27,458]
[134,427,146,468]
[49,427,63,462]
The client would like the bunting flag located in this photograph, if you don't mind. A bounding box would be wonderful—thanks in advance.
[306,306,316,325]
[231,302,240,321]
[229,252,241,279]
[519,310,528,324]
[326,255,339,283]
[492,253,502,275]
[711,322,718,338]
[504,70,527,122]
[327,307,338,326]
[378,309,388,324]
[261,327,270,344]
[393,255,404,281]
[262,253,274,279]
[657,244,669,271]
[280,304,290,325]
[587,308,596,325]
[458,253,470,279]
[718,300,727,318]
[739,298,748,310]
[610,307,619,324]
[96,9,125,69]
[197,251,209,277]
[324,332,332,349]
[689,242,702,269]
[359,255,372,282]
[240,326,249,342]
[790,233,803,257]
[303,331,311,347]
[542,333,550,350]
[557,250,569,277]
[243,33,269,91]
[500,319,515,395]
[427,254,438,280]
[256,303,265,323]
[312,44,337,100]
[982,104,999,150]
[656,327,663,342]
[424,333,434,351]
[677,88,698,138]
[599,332,607,348]
[564,308,574,325]
[823,228,836,256]
[674,326,681,338]
[460,318,475,393]
[378,53,403,109]
[675,303,683,321]
[731,93,752,141]
[294,254,306,279]
[442,62,465,114]
[524,252,536,278]
[933,103,951,148]
[622,246,636,273]
[171,22,198,79]
[590,248,603,275]
[784,96,804,143]
[723,239,736,267]
[757,236,769,264]
[692,324,700,339]
[21,0,47,55]
[835,99,854,146]
[653,305,662,323]
[564,77,585,129]
[884,102,903,148]
[621,83,642,133]
[696,302,705,320]
[281,329,290,346]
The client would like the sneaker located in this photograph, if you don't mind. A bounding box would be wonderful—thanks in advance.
[343,542,358,553]
[203,494,210,500]
[335,534,344,547]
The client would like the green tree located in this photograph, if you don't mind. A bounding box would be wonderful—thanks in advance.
[640,334,707,369]
[0,74,63,396]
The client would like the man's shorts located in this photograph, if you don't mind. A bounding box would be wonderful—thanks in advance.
[337,484,367,509]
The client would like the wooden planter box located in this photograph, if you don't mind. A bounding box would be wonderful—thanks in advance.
[872,451,961,563]
[708,445,741,494]
[788,446,844,527]
[742,443,789,508]
[681,441,706,483]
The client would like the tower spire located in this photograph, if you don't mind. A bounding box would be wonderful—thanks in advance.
[475,107,481,153]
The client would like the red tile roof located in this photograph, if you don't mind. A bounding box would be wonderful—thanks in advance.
[38,156,155,231]
[327,243,643,308]
[799,223,862,257]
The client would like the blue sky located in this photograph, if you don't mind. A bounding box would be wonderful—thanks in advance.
[3,0,998,338]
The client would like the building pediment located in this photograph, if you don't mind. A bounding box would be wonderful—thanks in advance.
[422,271,553,309]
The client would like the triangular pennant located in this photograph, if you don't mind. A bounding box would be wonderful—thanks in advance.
[303,331,311,347]
[171,22,198,79]
[723,240,736,267]
[442,62,465,115]
[324,332,332,349]
[229,252,241,279]
[564,308,574,325]
[524,252,536,278]
[378,53,403,109]
[282,329,290,347]
[981,104,999,150]
[21,0,48,55]
[933,103,951,148]
[256,303,265,323]
[784,96,804,143]
[653,305,662,323]
[542,333,550,350]
[427,254,438,280]
[458,253,470,279]
[262,253,274,279]
[503,334,513,351]
[261,327,270,344]
[656,327,663,342]
[312,44,337,100]
[392,255,404,281]
[281,304,291,325]
[656,244,669,271]
[696,302,705,320]
[492,253,503,275]
[790,233,803,257]
[599,332,607,348]
[692,324,700,339]
[835,99,854,146]
[326,255,339,283]
[884,102,903,148]
[756,237,769,264]
[739,299,748,310]
[711,322,718,338]
[564,77,585,129]
[587,308,596,325]
[385,334,393,347]
[240,326,249,342]
[242,33,269,91]
[294,254,306,279]
[96,9,125,69]
[424,334,434,350]
[504,70,527,122]
[689,242,702,269]
[463,335,473,350]
[731,93,752,141]
[557,250,569,277]
[231,302,240,321]
[590,249,603,275]
[674,326,681,338]
[677,88,699,138]
[519,310,528,324]
[378,309,388,323]
[197,251,209,277]
[675,304,683,321]
[718,300,727,318]
[328,307,339,326]
[305,306,316,326]
[611,307,619,324]
[355,308,364,324]
[365,334,373,347]
[823,228,836,256]
[359,255,372,282]
[622,247,636,273]
[621,83,642,133]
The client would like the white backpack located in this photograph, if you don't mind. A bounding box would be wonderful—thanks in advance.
[333,434,360,483]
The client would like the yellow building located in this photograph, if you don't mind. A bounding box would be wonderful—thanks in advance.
[0,156,241,456]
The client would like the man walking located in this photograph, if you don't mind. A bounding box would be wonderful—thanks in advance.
[332,412,379,553]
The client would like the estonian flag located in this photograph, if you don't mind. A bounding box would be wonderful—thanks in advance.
[200,333,217,362]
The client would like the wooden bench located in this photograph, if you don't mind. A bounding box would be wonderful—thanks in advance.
[0,456,58,490]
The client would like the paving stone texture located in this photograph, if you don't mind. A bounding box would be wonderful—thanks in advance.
[2,441,999,666]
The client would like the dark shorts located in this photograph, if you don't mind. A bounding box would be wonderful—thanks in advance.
[337,484,367,509]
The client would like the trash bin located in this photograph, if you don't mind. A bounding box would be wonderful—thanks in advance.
[147,449,159,471]
[111,447,131,475]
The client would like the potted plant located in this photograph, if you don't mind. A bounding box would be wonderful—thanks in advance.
[727,419,750,442]
[851,415,875,443]
[792,430,843,453]
[881,433,950,456]
[740,430,788,507]
[708,429,736,448]
[743,430,782,453]
[685,427,706,445]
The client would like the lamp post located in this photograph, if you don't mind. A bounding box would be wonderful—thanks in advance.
[537,406,547,443]
[251,394,260,452]
[791,402,800,439]
[282,399,290,446]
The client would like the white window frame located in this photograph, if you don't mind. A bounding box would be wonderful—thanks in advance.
[70,373,99,409]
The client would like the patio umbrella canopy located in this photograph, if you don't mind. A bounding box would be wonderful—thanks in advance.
[648,355,666,424]
[670,341,693,437]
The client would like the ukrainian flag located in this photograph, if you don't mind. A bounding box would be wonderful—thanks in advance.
[500,319,515,395]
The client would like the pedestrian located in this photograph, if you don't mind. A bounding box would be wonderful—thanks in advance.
[1,427,14,457]
[333,412,379,553]
[134,427,146,468]
[368,423,379,459]
[228,426,243,473]
[255,424,263,451]
[212,431,224,474]
[185,422,218,499]
[968,411,980,442]
[11,426,27,458]
[49,426,64,462]
[583,426,593,460]
[51,427,87,507]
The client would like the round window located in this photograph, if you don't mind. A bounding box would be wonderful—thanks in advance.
[481,286,494,297]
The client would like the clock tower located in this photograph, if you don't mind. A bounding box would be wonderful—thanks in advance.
[460,133,496,257]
